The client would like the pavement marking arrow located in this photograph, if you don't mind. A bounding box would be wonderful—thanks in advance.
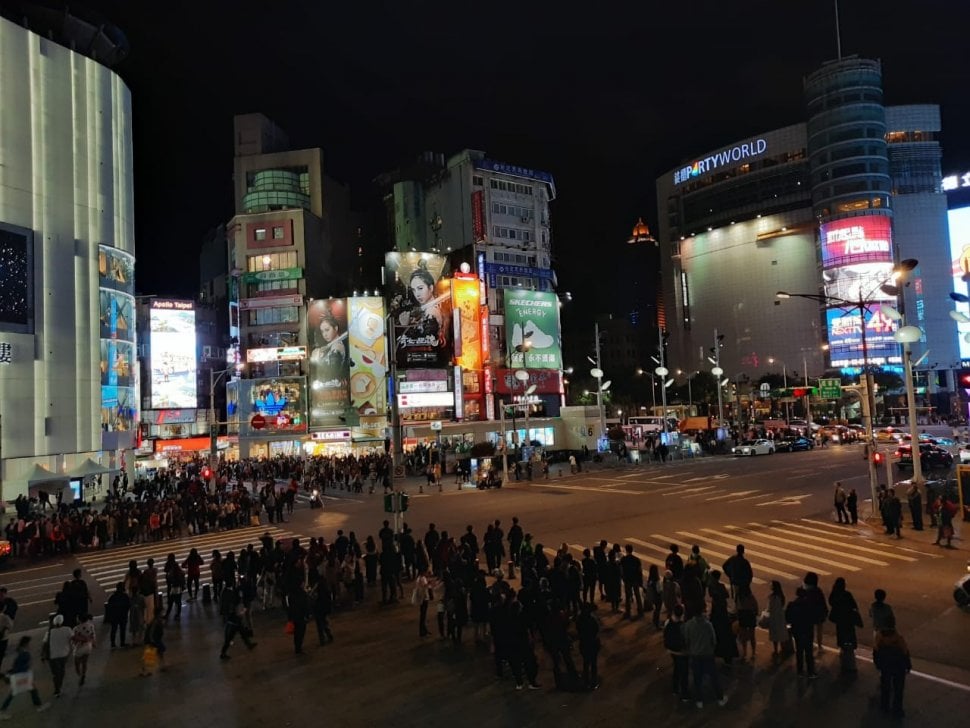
[756,493,812,506]
[729,492,776,502]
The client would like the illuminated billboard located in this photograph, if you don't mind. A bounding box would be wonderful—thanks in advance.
[347,297,387,417]
[950,207,970,359]
[504,289,562,369]
[822,261,897,304]
[385,252,453,368]
[826,307,901,368]
[307,298,349,426]
[820,216,893,269]
[150,300,197,409]
[242,377,307,434]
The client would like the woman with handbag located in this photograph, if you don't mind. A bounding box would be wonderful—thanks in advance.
[0,636,50,718]
[828,577,863,672]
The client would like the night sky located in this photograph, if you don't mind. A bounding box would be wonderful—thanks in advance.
[77,1,970,317]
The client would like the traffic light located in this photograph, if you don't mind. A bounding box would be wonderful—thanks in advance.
[959,369,970,389]
[202,467,212,480]
[873,451,884,466]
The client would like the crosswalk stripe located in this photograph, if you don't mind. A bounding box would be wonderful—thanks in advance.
[73,525,284,564]
[771,521,917,562]
[729,492,776,503]
[705,490,758,501]
[676,530,815,578]
[672,486,718,496]
[701,527,859,571]
[797,518,939,558]
[642,536,769,584]
[75,530,297,569]
[723,525,888,567]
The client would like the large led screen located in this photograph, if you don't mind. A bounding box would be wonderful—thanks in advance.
[0,223,33,333]
[504,289,562,369]
[822,261,897,304]
[308,297,350,426]
[242,377,307,434]
[826,307,901,368]
[949,207,970,359]
[820,216,893,269]
[385,252,453,368]
[150,301,197,408]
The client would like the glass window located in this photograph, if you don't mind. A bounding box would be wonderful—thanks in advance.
[272,226,285,239]
[247,306,300,326]
[254,228,267,241]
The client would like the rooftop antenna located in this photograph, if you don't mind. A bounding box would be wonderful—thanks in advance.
[834,0,843,60]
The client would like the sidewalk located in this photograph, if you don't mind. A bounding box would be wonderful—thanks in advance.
[3,580,966,727]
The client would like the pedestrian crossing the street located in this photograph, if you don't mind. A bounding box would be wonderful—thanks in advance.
[74,524,308,594]
[571,518,934,588]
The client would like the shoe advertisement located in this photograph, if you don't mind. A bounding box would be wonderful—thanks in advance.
[504,289,562,370]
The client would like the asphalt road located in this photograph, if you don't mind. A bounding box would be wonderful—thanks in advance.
[3,445,970,726]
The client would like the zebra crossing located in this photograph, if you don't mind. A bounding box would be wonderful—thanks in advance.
[571,518,938,587]
[74,524,308,594]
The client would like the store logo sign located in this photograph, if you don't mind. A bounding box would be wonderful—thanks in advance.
[674,138,768,185]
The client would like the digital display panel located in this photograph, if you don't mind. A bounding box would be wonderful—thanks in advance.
[244,377,307,434]
[0,223,33,333]
[949,207,970,359]
[819,216,893,269]
[150,300,197,409]
[822,261,897,304]
[826,307,901,368]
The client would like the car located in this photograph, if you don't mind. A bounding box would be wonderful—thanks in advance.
[959,444,970,464]
[876,428,905,443]
[895,443,954,471]
[776,436,815,452]
[732,439,775,456]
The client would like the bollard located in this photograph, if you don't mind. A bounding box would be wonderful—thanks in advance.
[507,560,516,580]
[419,482,423,494]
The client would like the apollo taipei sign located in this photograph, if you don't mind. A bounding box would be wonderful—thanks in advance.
[674,138,768,185]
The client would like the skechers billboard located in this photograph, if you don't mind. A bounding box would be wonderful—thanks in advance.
[504,290,562,369]
[385,252,453,368]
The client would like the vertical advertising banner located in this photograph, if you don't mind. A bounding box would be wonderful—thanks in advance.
[308,298,350,426]
[347,296,387,416]
[471,190,486,241]
[452,275,482,372]
[949,207,970,359]
[150,300,197,409]
[385,252,453,368]
[504,289,562,369]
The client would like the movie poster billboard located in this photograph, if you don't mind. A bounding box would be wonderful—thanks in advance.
[504,289,562,369]
[347,296,387,417]
[308,298,350,426]
[242,377,307,435]
[385,252,452,368]
[949,207,970,359]
[150,300,197,409]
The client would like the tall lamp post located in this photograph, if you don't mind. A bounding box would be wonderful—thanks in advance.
[777,257,918,515]
[709,329,726,426]
[767,357,790,423]
[636,368,658,412]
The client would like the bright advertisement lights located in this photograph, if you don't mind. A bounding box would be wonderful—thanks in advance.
[948,206,970,358]
[820,217,893,269]
[150,301,197,409]
[822,261,897,304]
[826,307,901,368]
[452,274,482,373]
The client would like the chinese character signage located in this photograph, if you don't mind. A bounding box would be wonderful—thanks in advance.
[385,252,453,368]
[820,217,893,269]
[308,298,350,426]
[504,289,562,369]
[826,308,901,368]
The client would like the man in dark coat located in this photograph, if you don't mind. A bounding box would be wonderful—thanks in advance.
[785,588,817,678]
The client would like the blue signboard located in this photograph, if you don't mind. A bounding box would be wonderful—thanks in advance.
[473,158,555,186]
[826,307,901,368]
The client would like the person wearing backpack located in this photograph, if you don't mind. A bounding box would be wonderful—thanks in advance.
[664,604,690,702]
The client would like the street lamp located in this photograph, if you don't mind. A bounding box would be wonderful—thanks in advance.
[776,258,918,514]
[636,368,658,411]
[767,356,790,423]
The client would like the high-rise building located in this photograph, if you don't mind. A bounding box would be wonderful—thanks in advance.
[657,57,955,408]
[225,113,353,458]
[378,150,563,421]
[0,9,137,499]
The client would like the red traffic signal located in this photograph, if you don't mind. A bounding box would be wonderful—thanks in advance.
[959,369,970,388]
[202,467,212,480]
[873,451,884,465]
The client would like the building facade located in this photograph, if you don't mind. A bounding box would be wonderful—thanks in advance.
[657,58,956,406]
[0,12,136,499]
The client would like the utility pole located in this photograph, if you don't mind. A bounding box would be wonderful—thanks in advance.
[594,322,606,440]
[713,328,725,426]
[657,326,669,440]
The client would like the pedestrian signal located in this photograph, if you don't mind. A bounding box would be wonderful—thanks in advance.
[873,451,884,465]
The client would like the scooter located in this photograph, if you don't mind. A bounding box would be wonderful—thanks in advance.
[309,489,323,510]
[953,560,970,609]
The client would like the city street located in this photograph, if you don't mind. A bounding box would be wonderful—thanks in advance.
[2,445,969,726]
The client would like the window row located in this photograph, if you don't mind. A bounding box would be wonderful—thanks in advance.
[493,226,533,242]
[491,202,534,220]
[253,225,286,242]
[247,306,300,326]
[489,179,533,195]
[492,251,537,266]
[247,251,299,271]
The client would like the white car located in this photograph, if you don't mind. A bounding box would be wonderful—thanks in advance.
[959,444,970,464]
[732,439,775,456]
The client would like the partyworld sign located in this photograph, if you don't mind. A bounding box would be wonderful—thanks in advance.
[673,138,768,185]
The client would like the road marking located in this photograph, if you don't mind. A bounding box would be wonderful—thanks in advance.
[683,476,711,483]
[798,519,945,559]
[669,486,718,496]
[641,536,769,584]
[725,525,888,566]
[775,521,918,562]
[0,562,65,575]
[677,530,820,576]
[700,527,859,571]
[730,492,776,503]
[755,494,812,506]
[819,644,970,693]
[705,490,758,501]
[522,483,642,495]
[645,474,676,480]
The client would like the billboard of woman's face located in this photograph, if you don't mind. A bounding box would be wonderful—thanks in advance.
[385,252,452,368]
[307,298,350,426]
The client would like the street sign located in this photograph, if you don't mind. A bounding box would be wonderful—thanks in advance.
[818,378,842,399]
[430,420,442,431]
[759,383,771,394]
[250,414,267,430]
